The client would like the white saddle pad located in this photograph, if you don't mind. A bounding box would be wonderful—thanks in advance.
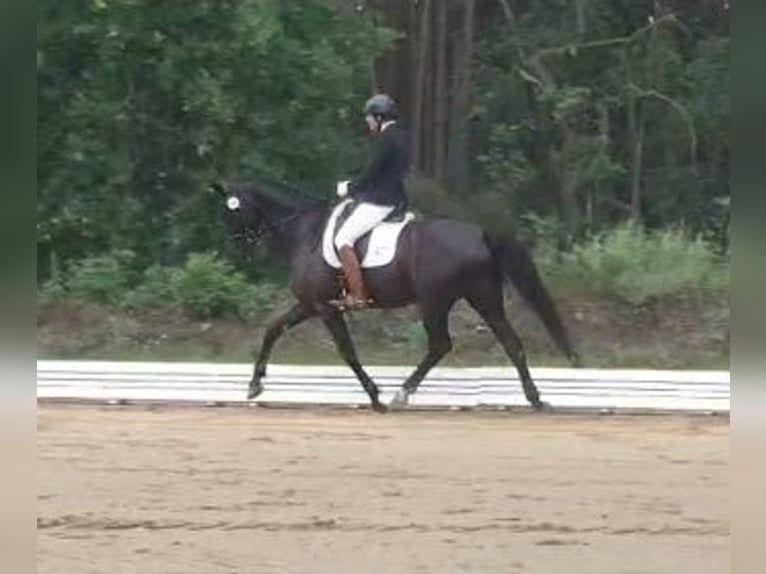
[322,199,415,269]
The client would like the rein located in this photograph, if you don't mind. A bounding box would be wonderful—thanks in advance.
[234,206,324,246]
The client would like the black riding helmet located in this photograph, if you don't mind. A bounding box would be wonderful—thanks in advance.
[364,93,399,122]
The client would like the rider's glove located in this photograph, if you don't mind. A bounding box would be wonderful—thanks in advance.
[336,180,350,198]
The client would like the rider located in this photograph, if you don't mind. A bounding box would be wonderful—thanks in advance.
[333,93,409,309]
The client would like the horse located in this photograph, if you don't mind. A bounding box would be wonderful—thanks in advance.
[212,180,581,413]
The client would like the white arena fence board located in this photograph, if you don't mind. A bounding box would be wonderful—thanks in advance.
[37,360,729,413]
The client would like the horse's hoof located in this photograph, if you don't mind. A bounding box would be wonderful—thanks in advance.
[389,390,410,411]
[531,400,552,413]
[247,382,264,400]
[372,402,388,414]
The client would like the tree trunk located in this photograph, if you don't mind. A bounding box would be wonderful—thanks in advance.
[575,0,587,36]
[371,1,412,116]
[627,91,645,221]
[410,0,431,171]
[589,101,610,230]
[446,0,475,191]
[497,0,514,24]
[432,0,447,180]
[423,4,436,174]
[631,115,646,221]
[550,125,580,250]
[622,46,644,223]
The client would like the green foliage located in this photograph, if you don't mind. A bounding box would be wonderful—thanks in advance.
[519,213,562,263]
[170,253,253,319]
[125,253,280,319]
[38,276,69,307]
[473,1,729,234]
[37,0,730,314]
[123,265,179,310]
[42,250,281,320]
[236,281,283,320]
[538,223,728,304]
[684,36,729,138]
[477,123,535,193]
[38,0,395,276]
[65,250,137,305]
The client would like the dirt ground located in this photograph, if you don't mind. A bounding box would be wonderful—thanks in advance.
[38,405,729,574]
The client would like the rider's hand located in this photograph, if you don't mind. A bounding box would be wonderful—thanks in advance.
[336,180,350,198]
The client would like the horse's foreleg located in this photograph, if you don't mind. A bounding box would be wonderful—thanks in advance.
[249,304,311,399]
[391,311,452,409]
[321,312,386,413]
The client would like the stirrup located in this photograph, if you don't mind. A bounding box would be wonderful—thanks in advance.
[328,294,373,311]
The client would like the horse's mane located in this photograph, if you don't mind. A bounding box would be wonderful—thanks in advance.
[241,178,329,212]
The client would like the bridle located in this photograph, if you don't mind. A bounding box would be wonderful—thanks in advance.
[229,203,324,246]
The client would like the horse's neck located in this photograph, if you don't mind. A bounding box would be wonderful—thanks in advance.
[295,209,329,257]
[266,206,327,264]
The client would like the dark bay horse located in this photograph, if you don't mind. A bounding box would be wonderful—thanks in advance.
[213,180,581,412]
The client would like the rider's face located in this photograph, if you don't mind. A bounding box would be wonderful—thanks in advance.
[364,114,377,132]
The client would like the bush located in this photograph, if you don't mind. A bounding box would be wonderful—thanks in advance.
[65,250,137,305]
[539,222,728,304]
[41,250,282,319]
[236,281,283,320]
[38,276,68,306]
[122,265,179,310]
[170,253,255,319]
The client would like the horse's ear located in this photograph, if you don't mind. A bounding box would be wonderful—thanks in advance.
[209,182,226,197]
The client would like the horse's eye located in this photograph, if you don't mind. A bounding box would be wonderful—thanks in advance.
[226,196,241,210]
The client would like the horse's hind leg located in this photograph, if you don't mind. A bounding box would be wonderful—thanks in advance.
[322,311,386,413]
[485,313,545,410]
[249,303,311,400]
[391,308,453,409]
[467,281,545,410]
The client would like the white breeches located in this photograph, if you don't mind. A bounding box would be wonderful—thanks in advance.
[334,202,395,249]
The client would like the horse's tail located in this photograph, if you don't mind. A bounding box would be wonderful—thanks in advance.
[485,233,582,367]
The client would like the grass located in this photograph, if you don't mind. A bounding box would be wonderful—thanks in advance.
[537,223,729,304]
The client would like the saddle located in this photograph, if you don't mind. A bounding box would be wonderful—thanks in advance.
[321,199,415,269]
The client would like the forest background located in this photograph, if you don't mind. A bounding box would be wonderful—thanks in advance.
[37,0,729,368]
